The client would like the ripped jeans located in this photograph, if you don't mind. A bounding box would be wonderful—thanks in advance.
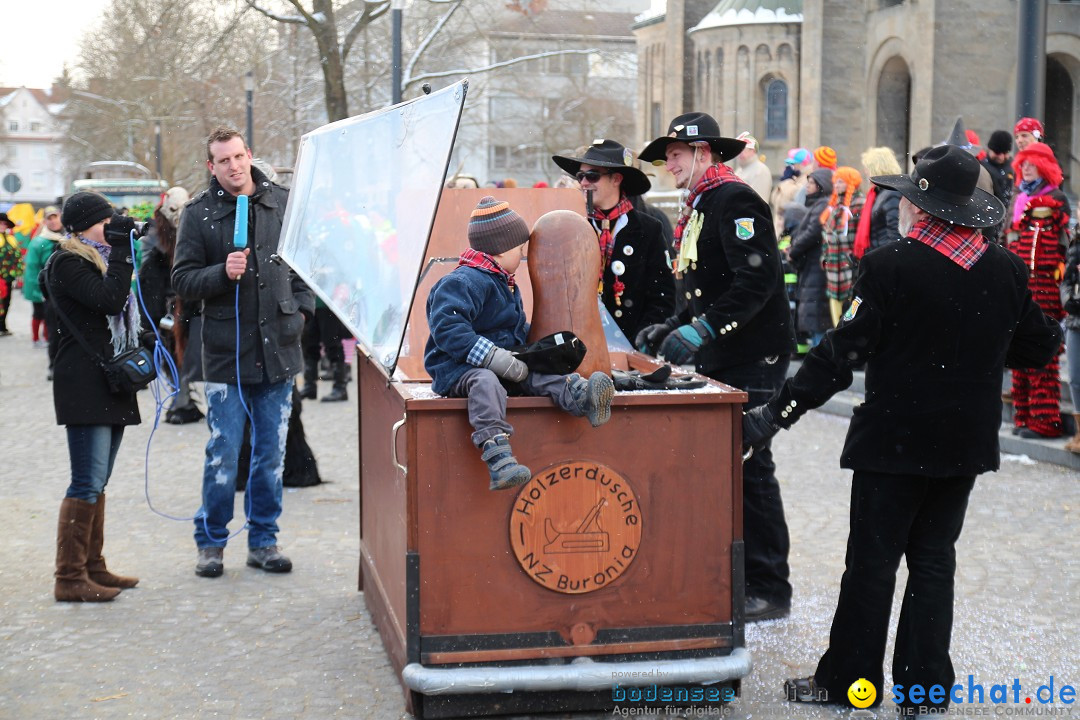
[193,379,293,549]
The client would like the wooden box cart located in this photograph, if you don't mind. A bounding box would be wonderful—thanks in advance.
[279,84,751,718]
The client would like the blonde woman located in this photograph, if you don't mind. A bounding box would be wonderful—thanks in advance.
[853,147,903,262]
[46,192,142,602]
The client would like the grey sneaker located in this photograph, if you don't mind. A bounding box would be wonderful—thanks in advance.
[195,547,224,578]
[247,546,292,573]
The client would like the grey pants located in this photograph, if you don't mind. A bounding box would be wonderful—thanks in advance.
[450,368,582,447]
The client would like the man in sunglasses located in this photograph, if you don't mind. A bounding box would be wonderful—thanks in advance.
[637,112,796,622]
[551,140,675,341]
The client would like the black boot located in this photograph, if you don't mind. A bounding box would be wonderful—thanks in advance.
[299,364,318,400]
[321,361,348,402]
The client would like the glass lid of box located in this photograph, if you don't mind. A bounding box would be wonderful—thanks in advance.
[278,80,467,375]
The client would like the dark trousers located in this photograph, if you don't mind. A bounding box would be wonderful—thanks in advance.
[303,308,347,369]
[814,470,975,710]
[0,278,11,331]
[709,356,792,607]
[451,368,580,447]
[46,303,60,367]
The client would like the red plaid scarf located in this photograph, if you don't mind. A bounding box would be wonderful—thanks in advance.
[909,217,987,270]
[589,195,634,302]
[458,247,516,289]
[673,163,744,254]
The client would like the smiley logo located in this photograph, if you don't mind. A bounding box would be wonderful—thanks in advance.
[847,678,876,708]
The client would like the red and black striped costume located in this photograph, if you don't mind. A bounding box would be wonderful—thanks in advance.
[1008,192,1069,436]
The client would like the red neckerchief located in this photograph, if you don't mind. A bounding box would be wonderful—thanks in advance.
[458,247,516,289]
[589,195,634,303]
[673,163,744,254]
[909,217,987,270]
[853,185,877,260]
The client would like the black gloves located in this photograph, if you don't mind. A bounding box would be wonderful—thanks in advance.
[484,346,529,383]
[104,213,138,246]
[657,317,716,366]
[742,383,804,454]
[742,404,781,453]
[634,316,679,355]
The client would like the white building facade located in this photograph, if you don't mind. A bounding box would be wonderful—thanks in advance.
[0,87,67,207]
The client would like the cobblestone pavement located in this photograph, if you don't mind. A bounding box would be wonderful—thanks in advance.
[0,294,1077,720]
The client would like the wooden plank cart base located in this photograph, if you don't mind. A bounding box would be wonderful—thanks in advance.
[359,350,749,718]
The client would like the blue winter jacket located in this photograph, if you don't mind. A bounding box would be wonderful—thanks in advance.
[424,265,528,396]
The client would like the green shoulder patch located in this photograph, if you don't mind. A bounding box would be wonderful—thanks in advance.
[734,217,755,240]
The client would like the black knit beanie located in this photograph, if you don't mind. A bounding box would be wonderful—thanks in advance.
[987,130,1013,155]
[467,196,530,255]
[61,192,113,233]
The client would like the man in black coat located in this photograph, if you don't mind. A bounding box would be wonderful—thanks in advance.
[980,130,1015,244]
[551,139,675,342]
[636,112,796,622]
[173,127,315,578]
[743,145,1062,713]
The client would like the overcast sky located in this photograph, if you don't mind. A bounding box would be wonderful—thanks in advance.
[1,0,110,89]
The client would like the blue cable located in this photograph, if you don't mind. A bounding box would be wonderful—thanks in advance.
[132,225,258,543]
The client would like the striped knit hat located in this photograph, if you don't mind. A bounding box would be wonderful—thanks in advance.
[467,196,530,255]
[813,146,838,170]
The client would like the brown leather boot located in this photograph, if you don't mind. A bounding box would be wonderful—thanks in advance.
[1065,414,1080,454]
[54,498,120,602]
[86,494,139,588]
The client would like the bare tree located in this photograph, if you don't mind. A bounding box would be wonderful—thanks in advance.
[61,0,284,190]
[244,0,392,122]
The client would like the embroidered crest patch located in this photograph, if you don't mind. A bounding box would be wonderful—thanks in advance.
[843,297,862,322]
[734,218,755,240]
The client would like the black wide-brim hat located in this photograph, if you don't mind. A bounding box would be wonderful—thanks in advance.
[509,331,587,376]
[639,112,747,164]
[551,139,651,197]
[870,144,1004,229]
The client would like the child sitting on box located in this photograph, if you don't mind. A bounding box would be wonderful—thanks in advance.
[424,196,615,490]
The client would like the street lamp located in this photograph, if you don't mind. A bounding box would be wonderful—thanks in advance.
[244,71,255,153]
[391,0,404,104]
[1016,0,1047,120]
[154,121,162,179]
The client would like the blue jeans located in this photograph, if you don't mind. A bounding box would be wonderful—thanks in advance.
[194,379,293,549]
[65,425,125,502]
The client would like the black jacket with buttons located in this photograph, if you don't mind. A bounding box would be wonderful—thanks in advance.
[772,239,1062,476]
[591,208,675,341]
[172,168,314,384]
[677,180,795,375]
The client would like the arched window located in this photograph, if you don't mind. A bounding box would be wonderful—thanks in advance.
[765,78,788,140]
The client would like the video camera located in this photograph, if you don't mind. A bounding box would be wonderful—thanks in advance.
[103,212,151,246]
